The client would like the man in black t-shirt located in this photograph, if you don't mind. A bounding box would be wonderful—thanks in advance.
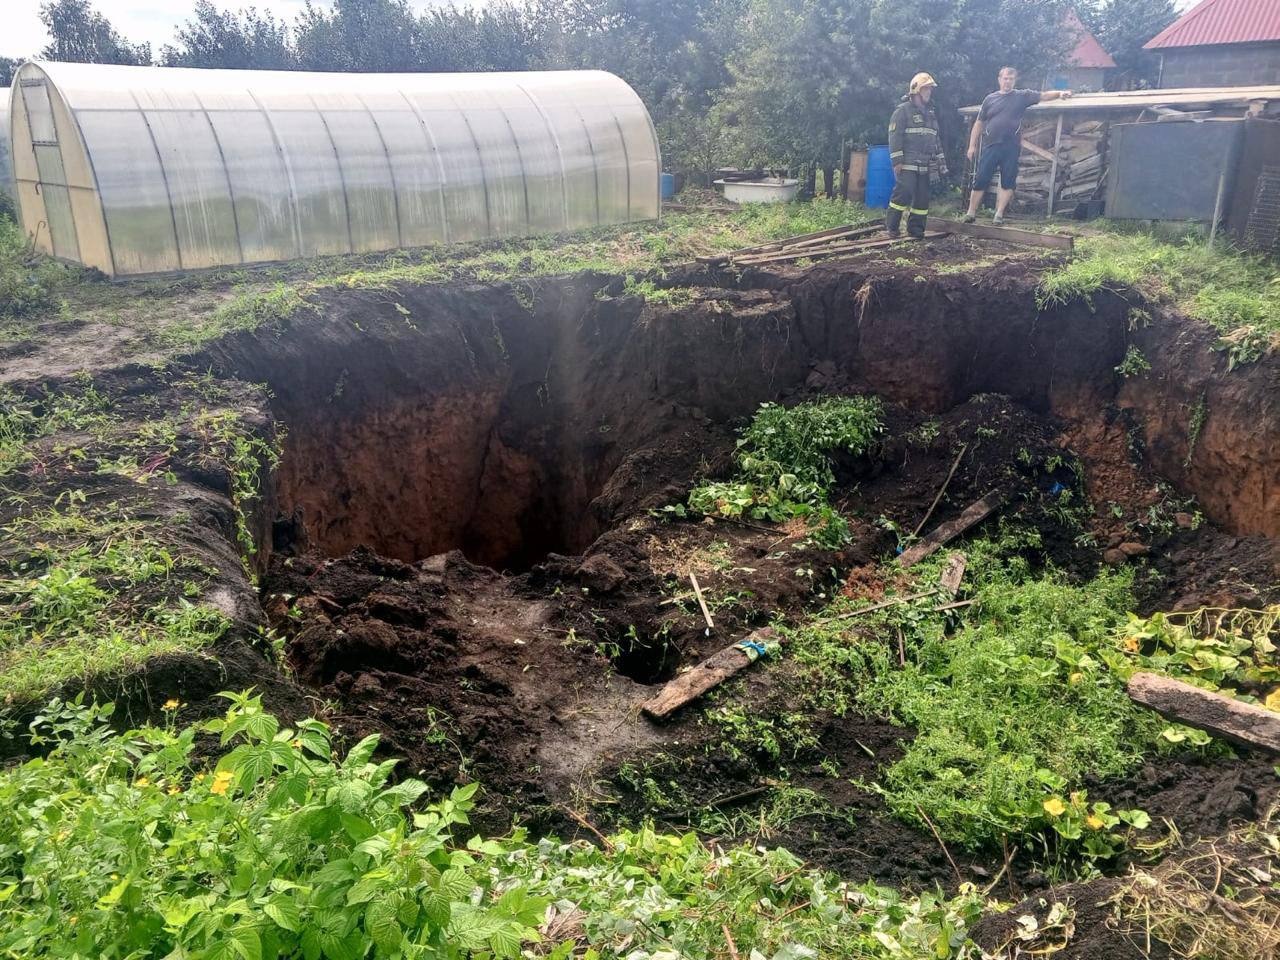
[962,67,1072,224]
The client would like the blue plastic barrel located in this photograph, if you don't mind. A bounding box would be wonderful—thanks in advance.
[865,145,896,208]
[660,172,676,200]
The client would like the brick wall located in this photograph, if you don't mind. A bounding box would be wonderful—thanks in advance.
[1158,43,1280,88]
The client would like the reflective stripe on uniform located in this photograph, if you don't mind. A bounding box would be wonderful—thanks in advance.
[890,150,904,159]
[905,127,935,134]
[900,163,927,172]
[910,208,929,215]
[888,201,908,211]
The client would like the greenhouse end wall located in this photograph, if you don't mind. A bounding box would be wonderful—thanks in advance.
[9,62,661,277]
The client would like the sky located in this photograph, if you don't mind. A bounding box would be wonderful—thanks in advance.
[4,0,1205,61]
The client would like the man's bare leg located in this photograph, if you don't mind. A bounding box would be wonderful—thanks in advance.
[994,186,1015,220]
[966,189,983,216]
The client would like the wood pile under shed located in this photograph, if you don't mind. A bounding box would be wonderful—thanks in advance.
[1008,118,1108,212]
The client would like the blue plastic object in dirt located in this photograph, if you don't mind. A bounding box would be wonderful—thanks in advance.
[661,172,676,199]
[865,145,896,208]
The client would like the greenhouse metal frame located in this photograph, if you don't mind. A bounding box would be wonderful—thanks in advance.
[7,62,660,277]
[0,89,12,202]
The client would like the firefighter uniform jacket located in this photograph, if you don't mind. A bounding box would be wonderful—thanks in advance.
[888,96,946,176]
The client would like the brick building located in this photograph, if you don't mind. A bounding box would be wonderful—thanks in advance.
[1145,0,1280,88]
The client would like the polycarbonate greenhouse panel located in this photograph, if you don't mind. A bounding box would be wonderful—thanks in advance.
[0,91,13,202]
[8,63,660,276]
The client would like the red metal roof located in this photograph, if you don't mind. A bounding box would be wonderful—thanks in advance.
[1065,9,1117,68]
[1145,0,1280,50]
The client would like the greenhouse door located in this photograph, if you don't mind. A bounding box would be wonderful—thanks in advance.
[20,79,80,263]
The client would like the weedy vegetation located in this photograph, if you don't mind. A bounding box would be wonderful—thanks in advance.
[1038,229,1280,368]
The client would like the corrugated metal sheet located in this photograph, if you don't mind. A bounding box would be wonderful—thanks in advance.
[1145,0,1280,50]
[959,84,1280,115]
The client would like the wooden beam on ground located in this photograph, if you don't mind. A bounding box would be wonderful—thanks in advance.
[939,553,967,596]
[899,490,1007,567]
[733,231,948,267]
[696,223,864,263]
[1126,672,1280,755]
[933,219,1075,252]
[811,589,939,626]
[642,628,777,720]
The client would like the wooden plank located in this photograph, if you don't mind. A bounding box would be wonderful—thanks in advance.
[695,223,861,263]
[899,490,1006,567]
[1020,137,1057,162]
[933,218,1074,252]
[1046,113,1064,216]
[642,628,777,720]
[939,553,967,596]
[689,572,714,631]
[733,231,948,267]
[1126,672,1280,755]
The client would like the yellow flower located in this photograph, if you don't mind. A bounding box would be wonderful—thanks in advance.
[1123,636,1141,653]
[291,739,302,749]
[1086,814,1105,830]
[168,786,181,796]
[1043,797,1067,818]
[209,770,234,796]
[162,699,180,710]
[194,773,207,782]
[134,777,150,788]
[1265,688,1280,712]
[1069,672,1083,684]
[68,917,77,926]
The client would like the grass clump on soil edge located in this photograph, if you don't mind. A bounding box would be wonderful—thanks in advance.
[1037,229,1280,368]
[0,376,280,706]
[0,691,989,959]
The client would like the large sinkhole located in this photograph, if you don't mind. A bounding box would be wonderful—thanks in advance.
[212,267,1276,586]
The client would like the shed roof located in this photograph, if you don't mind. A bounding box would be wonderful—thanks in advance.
[960,84,1280,115]
[1144,0,1280,50]
[1066,10,1117,69]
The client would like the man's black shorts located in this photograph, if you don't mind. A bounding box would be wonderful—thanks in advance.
[974,140,1021,190]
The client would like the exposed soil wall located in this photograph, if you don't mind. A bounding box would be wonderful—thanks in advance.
[205,255,1279,572]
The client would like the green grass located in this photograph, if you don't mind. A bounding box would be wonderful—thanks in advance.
[0,505,227,703]
[1039,229,1280,368]
[0,376,281,703]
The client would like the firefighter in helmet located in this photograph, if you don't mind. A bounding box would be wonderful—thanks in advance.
[886,72,947,238]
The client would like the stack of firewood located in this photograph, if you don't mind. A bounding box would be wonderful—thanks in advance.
[993,118,1108,212]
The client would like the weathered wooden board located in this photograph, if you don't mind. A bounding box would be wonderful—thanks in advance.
[642,628,777,720]
[934,219,1075,252]
[899,490,1006,567]
[733,231,948,267]
[1127,672,1280,755]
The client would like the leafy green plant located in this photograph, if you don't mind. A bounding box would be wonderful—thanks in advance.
[0,216,71,327]
[1115,345,1151,378]
[0,693,999,959]
[687,396,883,545]
[0,692,546,958]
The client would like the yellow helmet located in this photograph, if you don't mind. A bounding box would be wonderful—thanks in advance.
[909,72,938,95]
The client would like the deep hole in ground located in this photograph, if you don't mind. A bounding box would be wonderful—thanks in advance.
[199,245,1279,888]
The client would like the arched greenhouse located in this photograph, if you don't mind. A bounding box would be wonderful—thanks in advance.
[7,62,660,277]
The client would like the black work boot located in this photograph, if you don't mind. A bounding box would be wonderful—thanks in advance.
[907,212,927,239]
[885,205,904,237]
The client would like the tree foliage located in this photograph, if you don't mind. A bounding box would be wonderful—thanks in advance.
[28,0,1131,178]
[38,0,151,65]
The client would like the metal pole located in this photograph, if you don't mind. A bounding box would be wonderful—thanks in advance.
[1047,113,1064,217]
[1209,164,1229,245]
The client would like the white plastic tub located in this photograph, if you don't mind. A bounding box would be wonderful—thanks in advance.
[715,178,800,204]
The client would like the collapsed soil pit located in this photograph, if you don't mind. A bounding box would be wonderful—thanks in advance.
[200,252,1280,896]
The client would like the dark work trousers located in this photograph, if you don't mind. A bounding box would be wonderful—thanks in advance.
[885,169,931,237]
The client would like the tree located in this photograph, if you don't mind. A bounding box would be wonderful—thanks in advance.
[1081,0,1177,87]
[163,2,295,69]
[293,0,423,72]
[39,0,151,65]
[714,0,1076,180]
[0,57,18,87]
